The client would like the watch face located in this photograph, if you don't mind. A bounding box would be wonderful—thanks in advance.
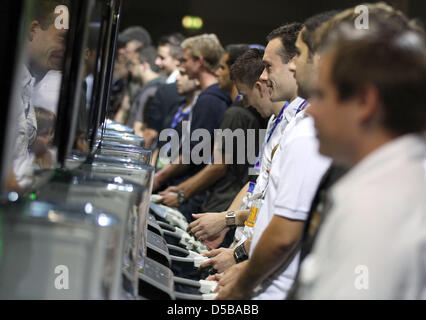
[234,250,240,262]
[226,216,236,227]
[236,250,242,259]
[234,246,245,263]
[234,245,248,263]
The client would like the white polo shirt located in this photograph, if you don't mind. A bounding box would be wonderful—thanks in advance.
[253,97,307,195]
[234,98,308,245]
[250,110,331,300]
[297,134,426,299]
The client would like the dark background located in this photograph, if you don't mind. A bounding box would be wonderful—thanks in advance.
[120,0,426,46]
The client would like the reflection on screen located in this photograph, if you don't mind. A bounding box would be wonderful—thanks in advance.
[7,0,71,191]
[73,15,102,154]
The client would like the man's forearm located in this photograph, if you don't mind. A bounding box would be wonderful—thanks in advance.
[114,108,128,124]
[144,128,159,149]
[133,121,144,138]
[157,155,190,183]
[179,163,227,199]
[151,148,159,167]
[233,216,303,293]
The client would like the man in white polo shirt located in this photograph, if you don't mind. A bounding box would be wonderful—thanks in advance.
[187,24,304,243]
[216,12,338,300]
[187,25,309,275]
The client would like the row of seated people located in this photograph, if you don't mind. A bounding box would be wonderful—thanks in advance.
[111,28,269,231]
[111,2,426,300]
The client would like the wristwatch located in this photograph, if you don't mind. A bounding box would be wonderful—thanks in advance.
[234,244,249,263]
[177,190,186,205]
[225,211,237,228]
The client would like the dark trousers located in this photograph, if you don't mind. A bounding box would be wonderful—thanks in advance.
[178,193,206,223]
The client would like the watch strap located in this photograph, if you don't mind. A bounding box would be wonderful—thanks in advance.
[177,190,186,205]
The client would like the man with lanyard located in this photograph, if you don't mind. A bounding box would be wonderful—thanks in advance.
[155,67,201,174]
[216,17,336,300]
[186,47,284,248]
[189,25,309,276]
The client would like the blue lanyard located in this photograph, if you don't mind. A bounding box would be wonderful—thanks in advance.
[260,99,308,195]
[248,181,256,193]
[170,104,191,130]
[296,100,309,114]
[254,102,288,171]
[165,104,191,154]
[254,98,307,175]
[266,102,288,144]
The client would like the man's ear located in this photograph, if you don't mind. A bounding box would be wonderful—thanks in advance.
[358,85,382,128]
[173,58,180,68]
[29,21,41,41]
[138,61,151,75]
[254,81,263,98]
[141,61,150,74]
[197,56,205,68]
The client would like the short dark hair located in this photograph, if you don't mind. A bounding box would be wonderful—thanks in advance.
[301,10,340,57]
[137,46,160,72]
[119,26,152,47]
[230,48,265,88]
[158,33,185,60]
[32,0,71,30]
[330,32,426,134]
[266,23,303,63]
[225,44,250,68]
